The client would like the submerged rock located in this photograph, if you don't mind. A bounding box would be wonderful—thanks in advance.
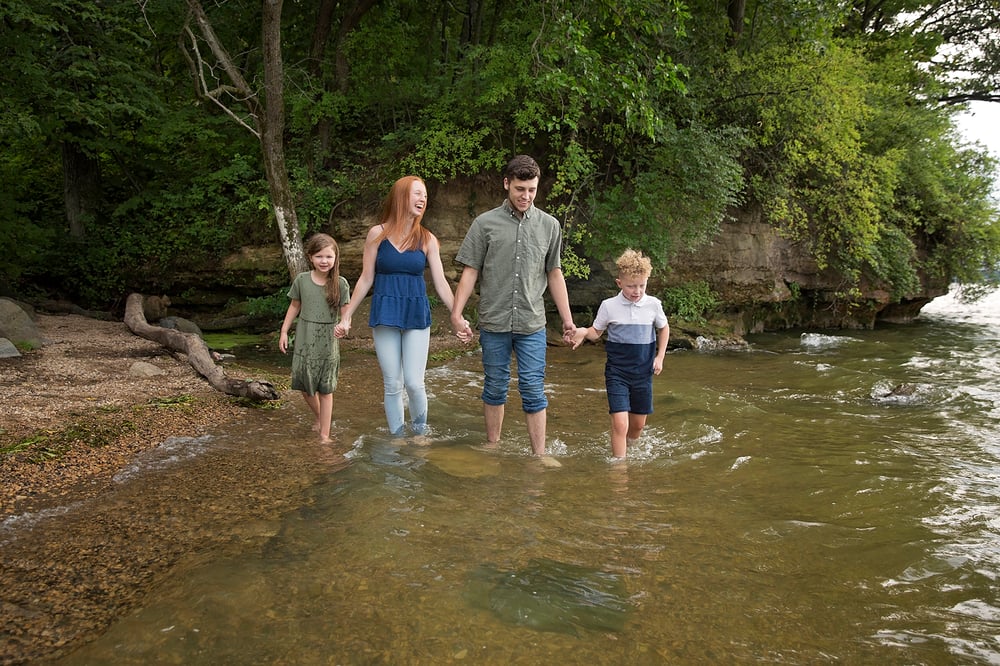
[464,558,632,635]
[424,446,501,478]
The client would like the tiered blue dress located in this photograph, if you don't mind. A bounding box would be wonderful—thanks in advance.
[369,240,431,329]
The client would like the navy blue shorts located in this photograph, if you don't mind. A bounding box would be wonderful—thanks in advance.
[605,369,653,415]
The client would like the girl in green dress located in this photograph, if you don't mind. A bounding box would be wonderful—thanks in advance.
[278,234,350,443]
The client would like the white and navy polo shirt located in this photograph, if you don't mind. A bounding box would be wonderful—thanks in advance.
[592,292,668,376]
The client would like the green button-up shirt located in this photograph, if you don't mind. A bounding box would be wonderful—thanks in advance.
[455,199,563,334]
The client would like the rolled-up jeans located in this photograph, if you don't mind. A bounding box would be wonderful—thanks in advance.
[372,325,430,435]
[479,328,548,414]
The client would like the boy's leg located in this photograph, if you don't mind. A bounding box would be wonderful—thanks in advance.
[627,413,648,440]
[605,371,631,458]
[624,374,654,449]
[610,411,630,458]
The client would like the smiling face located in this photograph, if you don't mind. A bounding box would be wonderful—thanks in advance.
[503,176,538,214]
[408,180,428,220]
[310,245,337,275]
[616,272,649,302]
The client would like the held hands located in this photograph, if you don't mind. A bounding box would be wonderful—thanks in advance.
[562,320,578,347]
[334,318,351,339]
[450,311,474,344]
[569,327,589,350]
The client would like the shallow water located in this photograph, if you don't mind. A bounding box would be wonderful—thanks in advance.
[49,288,1000,664]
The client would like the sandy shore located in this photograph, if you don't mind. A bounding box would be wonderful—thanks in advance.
[0,312,469,664]
[0,314,263,521]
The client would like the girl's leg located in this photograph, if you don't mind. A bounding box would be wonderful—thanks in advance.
[317,392,334,442]
[400,327,430,433]
[610,412,630,458]
[301,391,321,430]
[372,326,405,435]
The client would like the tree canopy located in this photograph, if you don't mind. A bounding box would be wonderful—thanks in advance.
[1,0,997,312]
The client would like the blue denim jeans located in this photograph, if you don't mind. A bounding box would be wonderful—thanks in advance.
[479,328,548,414]
[372,325,430,435]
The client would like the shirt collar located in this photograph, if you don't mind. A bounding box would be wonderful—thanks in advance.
[616,291,646,306]
[502,198,534,220]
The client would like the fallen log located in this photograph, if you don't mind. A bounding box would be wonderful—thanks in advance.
[124,293,279,401]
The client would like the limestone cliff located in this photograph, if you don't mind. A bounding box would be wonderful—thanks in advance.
[158,181,948,338]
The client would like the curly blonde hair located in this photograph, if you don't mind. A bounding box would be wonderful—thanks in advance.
[615,248,652,279]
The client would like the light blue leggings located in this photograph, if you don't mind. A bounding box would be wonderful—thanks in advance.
[372,325,430,435]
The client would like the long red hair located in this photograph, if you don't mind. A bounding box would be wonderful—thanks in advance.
[375,176,430,252]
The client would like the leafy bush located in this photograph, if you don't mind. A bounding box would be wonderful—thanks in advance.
[660,281,719,323]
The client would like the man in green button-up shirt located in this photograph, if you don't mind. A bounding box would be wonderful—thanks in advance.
[451,155,575,457]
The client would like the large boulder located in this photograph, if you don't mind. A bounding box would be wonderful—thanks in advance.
[0,298,44,349]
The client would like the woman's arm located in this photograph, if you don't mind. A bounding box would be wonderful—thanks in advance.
[427,235,473,342]
[334,226,380,338]
[426,235,455,310]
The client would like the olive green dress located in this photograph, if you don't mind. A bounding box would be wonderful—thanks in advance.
[287,273,350,395]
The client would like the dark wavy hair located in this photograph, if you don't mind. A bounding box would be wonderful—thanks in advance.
[503,155,541,181]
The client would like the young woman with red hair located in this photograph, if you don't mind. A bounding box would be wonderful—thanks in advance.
[336,176,473,436]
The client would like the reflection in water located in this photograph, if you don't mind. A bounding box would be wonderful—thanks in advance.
[49,288,1000,664]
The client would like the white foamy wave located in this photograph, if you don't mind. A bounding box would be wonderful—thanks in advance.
[921,285,1000,327]
[868,380,937,405]
[800,332,861,349]
[112,435,214,483]
[730,455,752,470]
[0,503,78,542]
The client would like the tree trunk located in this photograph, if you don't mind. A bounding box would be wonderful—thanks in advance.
[727,0,746,47]
[183,0,307,279]
[62,139,101,239]
[123,293,279,401]
[262,0,307,279]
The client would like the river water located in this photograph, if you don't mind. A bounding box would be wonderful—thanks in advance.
[54,288,1000,664]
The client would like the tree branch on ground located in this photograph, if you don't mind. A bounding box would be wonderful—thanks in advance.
[124,293,279,402]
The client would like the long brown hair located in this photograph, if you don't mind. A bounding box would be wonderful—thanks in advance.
[375,176,430,252]
[304,233,342,307]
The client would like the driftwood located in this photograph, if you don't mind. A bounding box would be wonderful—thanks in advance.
[124,293,279,401]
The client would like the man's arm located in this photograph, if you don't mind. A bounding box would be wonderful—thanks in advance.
[547,268,575,338]
[450,265,479,336]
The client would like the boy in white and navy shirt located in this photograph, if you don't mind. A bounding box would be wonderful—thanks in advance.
[570,249,670,459]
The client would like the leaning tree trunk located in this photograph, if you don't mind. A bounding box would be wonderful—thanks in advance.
[124,293,279,401]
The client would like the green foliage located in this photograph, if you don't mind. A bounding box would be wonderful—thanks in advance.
[0,150,59,289]
[660,281,719,324]
[0,416,136,463]
[243,292,290,320]
[582,125,745,269]
[721,30,999,301]
[1,0,998,319]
